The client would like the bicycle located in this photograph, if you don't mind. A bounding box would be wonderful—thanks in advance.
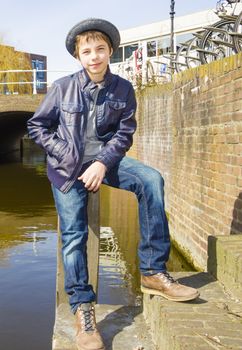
[198,0,241,64]
[232,3,242,51]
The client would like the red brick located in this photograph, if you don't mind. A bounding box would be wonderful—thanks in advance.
[135,53,242,270]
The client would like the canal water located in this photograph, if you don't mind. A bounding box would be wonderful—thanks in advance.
[0,147,193,350]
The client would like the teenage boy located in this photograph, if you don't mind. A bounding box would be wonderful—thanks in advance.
[27,18,199,350]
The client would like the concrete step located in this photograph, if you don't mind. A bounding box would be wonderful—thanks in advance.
[52,303,154,350]
[208,234,242,301]
[143,272,242,350]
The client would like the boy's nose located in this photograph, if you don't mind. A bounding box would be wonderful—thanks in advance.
[90,51,98,60]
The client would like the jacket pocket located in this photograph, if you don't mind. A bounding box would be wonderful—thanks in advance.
[51,137,69,162]
[61,103,84,126]
[105,100,126,110]
[97,100,126,141]
[103,99,126,123]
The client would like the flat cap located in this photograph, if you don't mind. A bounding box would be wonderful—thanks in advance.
[65,18,121,56]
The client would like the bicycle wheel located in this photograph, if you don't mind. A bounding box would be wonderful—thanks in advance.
[175,41,190,73]
[233,10,242,52]
[186,36,202,69]
[145,60,156,84]
[198,19,236,64]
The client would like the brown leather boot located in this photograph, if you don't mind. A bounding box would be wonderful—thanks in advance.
[75,303,105,350]
[141,272,199,301]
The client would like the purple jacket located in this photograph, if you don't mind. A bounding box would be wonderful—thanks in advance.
[27,67,137,193]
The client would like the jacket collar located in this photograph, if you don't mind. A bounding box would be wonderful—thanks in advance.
[77,66,114,90]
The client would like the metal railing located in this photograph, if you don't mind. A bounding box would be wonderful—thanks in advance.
[0,69,73,94]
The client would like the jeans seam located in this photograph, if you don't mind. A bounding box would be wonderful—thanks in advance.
[118,169,152,268]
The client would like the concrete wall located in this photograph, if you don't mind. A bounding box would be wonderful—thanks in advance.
[133,53,242,270]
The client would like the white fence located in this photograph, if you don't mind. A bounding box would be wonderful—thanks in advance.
[0,69,73,94]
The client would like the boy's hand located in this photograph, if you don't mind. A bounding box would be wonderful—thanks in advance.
[78,161,107,192]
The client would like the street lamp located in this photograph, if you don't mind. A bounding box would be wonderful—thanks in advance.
[170,0,175,73]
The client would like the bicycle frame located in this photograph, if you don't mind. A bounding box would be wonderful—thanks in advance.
[216,0,240,15]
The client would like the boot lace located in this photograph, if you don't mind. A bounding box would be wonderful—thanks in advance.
[157,272,176,284]
[79,306,96,333]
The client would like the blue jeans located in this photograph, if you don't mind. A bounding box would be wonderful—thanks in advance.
[51,156,170,313]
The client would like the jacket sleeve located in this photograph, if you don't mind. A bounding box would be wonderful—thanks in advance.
[27,83,67,159]
[95,83,137,170]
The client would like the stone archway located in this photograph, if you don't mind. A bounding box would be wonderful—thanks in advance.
[0,94,44,158]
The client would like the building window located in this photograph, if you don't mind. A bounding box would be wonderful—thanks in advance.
[176,32,193,50]
[124,43,138,60]
[147,41,156,57]
[110,47,123,64]
[31,59,45,89]
[37,61,45,79]
[32,59,45,78]
[157,37,170,55]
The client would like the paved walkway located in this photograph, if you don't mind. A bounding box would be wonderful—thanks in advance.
[53,303,154,350]
[143,272,242,350]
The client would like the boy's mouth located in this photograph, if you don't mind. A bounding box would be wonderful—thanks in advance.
[89,63,102,68]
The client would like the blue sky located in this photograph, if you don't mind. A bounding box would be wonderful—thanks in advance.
[0,0,217,81]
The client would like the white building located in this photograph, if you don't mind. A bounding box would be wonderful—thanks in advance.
[110,6,240,83]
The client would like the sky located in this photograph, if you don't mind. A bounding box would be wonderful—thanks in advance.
[0,0,217,82]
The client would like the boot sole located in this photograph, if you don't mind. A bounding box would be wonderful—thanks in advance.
[141,286,200,302]
[77,346,105,350]
[76,337,105,350]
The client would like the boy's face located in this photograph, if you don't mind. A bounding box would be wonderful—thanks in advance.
[78,37,113,82]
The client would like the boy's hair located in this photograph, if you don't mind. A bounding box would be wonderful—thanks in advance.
[74,31,112,59]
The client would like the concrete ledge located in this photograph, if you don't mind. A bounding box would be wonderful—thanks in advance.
[208,234,242,301]
[53,303,154,350]
[143,272,242,350]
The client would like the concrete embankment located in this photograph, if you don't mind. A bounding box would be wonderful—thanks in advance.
[144,271,242,350]
[143,235,242,350]
[53,303,154,350]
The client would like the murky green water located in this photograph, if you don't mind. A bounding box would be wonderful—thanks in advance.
[0,147,193,350]
[0,152,57,350]
[0,149,137,350]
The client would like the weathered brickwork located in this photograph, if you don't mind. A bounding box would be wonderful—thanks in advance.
[134,53,242,270]
[0,94,43,113]
[143,272,242,350]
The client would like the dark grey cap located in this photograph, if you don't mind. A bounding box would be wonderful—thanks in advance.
[65,18,121,57]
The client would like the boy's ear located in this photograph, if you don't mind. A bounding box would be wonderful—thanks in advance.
[109,47,113,57]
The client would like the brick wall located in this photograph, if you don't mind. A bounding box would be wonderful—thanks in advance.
[133,53,242,270]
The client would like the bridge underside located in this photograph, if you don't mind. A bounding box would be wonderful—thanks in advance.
[0,111,33,159]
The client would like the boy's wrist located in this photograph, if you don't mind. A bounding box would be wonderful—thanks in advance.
[94,160,107,171]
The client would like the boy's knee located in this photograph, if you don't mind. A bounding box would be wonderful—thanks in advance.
[149,168,164,186]
[142,167,164,191]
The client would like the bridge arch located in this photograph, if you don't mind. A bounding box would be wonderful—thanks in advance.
[0,95,44,158]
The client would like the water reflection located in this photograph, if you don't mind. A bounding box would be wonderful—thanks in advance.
[100,186,141,295]
[0,149,57,350]
[98,227,136,305]
[0,230,57,350]
[100,182,194,296]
